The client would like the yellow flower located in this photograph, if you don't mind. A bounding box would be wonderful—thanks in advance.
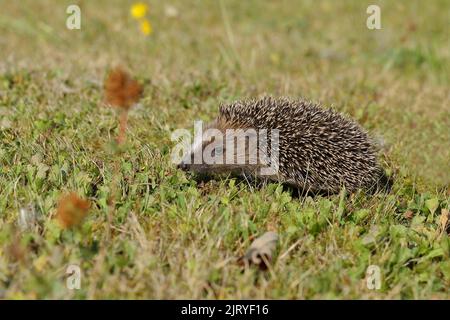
[130,2,148,19]
[140,19,153,35]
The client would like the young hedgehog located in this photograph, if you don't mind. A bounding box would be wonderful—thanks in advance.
[177,96,390,194]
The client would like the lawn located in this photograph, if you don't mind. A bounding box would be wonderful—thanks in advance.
[0,0,449,299]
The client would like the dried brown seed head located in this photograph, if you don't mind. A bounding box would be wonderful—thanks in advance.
[56,192,91,228]
[104,67,143,110]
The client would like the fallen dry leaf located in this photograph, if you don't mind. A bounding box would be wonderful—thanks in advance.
[239,231,278,270]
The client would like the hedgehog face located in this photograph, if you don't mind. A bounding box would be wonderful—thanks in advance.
[177,128,226,174]
[177,125,264,176]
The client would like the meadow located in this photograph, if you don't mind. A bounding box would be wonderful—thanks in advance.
[0,0,448,299]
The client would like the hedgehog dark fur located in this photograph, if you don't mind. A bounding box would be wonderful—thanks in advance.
[179,96,390,194]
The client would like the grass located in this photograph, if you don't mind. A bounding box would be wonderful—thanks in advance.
[0,0,449,299]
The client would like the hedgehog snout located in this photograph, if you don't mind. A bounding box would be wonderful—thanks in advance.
[177,162,189,171]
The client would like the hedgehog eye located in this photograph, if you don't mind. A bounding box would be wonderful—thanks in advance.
[213,145,223,157]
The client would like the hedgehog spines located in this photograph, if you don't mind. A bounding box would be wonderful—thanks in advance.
[183,96,391,194]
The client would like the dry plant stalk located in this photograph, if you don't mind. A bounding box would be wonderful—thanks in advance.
[7,227,26,263]
[103,66,143,239]
[104,67,143,144]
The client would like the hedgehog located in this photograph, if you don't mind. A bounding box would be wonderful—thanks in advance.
[177,96,391,194]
